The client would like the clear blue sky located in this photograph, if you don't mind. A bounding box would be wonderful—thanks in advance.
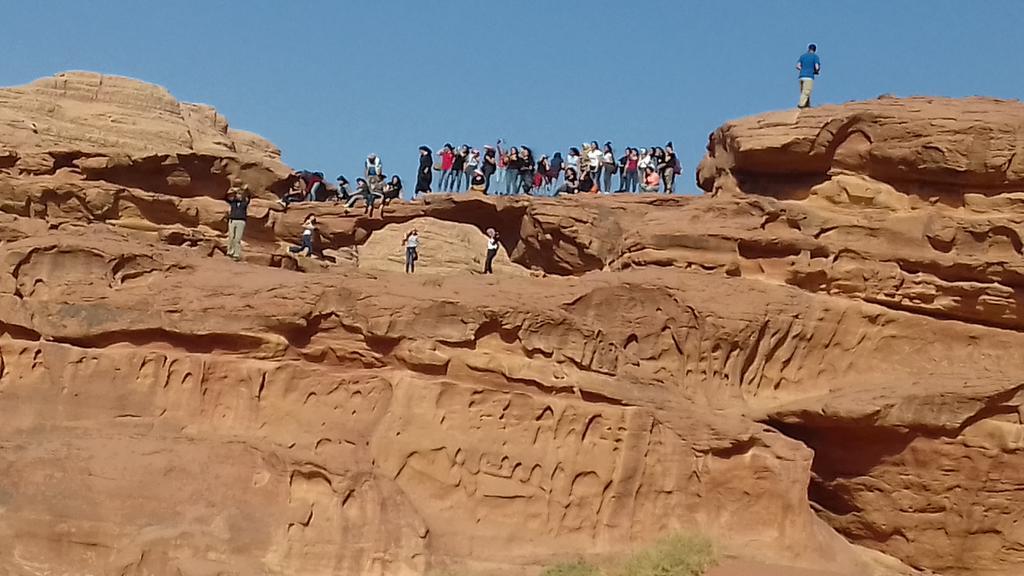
[4,1,1022,194]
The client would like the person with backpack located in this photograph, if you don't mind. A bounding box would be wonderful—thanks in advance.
[404,229,419,274]
[484,228,500,274]
[416,145,433,195]
[797,44,821,109]
[662,142,679,194]
[365,154,383,188]
[224,185,251,261]
[289,213,317,257]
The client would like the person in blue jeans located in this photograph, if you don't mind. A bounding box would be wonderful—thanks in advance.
[289,214,317,257]
[404,229,419,273]
[797,44,821,109]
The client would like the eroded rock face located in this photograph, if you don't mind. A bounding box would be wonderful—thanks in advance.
[0,76,1020,576]
[695,97,1024,576]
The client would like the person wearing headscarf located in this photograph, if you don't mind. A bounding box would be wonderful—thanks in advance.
[416,146,433,195]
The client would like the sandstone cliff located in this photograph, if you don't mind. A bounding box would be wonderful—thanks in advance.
[0,75,1020,576]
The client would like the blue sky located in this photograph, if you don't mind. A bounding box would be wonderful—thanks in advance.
[3,1,1022,193]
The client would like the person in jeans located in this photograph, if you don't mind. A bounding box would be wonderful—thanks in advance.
[503,148,520,196]
[224,185,250,261]
[365,154,384,189]
[404,229,419,274]
[289,214,317,257]
[601,142,616,193]
[622,148,639,193]
[484,228,500,274]
[797,44,821,109]
[450,145,468,192]
[439,144,455,192]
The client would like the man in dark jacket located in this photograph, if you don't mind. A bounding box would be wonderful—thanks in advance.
[225,185,251,261]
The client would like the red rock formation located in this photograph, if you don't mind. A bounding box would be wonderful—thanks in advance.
[0,75,1019,576]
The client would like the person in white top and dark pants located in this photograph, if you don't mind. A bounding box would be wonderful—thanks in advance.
[484,228,500,274]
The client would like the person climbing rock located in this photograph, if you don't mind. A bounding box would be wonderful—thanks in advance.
[224,185,250,261]
[289,213,317,257]
[404,229,419,274]
[484,228,500,274]
[797,43,821,109]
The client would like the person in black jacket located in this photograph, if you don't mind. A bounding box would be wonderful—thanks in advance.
[517,146,535,195]
[481,145,497,194]
[416,146,433,196]
[224,185,251,261]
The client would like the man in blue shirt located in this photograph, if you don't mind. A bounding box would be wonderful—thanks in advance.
[796,44,821,109]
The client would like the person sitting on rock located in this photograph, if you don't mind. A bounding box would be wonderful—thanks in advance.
[279,176,306,209]
[555,167,579,196]
[382,175,403,209]
[324,175,352,203]
[579,167,598,194]
[347,177,384,217]
[640,166,661,193]
[288,213,317,257]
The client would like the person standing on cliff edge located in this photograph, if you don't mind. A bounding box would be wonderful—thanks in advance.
[224,185,250,262]
[797,44,821,109]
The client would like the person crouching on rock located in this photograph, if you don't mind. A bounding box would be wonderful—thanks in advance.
[289,213,317,257]
[224,185,251,261]
[484,228,500,274]
[470,169,487,194]
[404,229,420,274]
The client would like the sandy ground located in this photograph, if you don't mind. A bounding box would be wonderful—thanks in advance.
[707,560,846,576]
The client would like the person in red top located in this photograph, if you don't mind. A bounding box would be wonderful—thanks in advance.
[439,144,455,193]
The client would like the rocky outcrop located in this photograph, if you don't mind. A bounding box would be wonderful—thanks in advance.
[695,97,1024,576]
[0,75,1021,576]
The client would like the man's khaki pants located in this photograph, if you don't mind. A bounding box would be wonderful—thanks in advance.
[227,219,246,260]
[799,78,814,108]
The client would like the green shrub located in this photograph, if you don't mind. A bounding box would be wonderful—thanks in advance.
[541,560,601,576]
[613,534,716,576]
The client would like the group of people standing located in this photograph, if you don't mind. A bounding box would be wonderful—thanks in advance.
[414,140,681,197]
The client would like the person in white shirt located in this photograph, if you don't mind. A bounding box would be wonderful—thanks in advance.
[289,214,317,257]
[586,141,602,190]
[404,229,419,274]
[638,148,653,172]
[484,228,500,274]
